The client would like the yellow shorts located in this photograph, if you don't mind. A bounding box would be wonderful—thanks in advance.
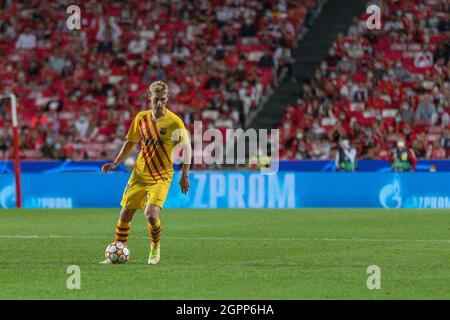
[120,177,172,209]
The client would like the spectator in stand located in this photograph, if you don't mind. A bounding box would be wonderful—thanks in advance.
[258,49,275,69]
[90,78,108,97]
[432,104,449,128]
[143,63,160,84]
[97,28,115,54]
[393,60,415,82]
[240,17,258,40]
[49,49,69,76]
[226,90,245,128]
[437,12,450,34]
[215,112,234,129]
[326,46,339,67]
[427,140,446,159]
[222,24,237,46]
[0,125,11,153]
[0,18,16,42]
[15,27,37,50]
[74,114,92,138]
[204,69,223,89]
[348,16,364,38]
[400,101,416,125]
[415,95,436,125]
[127,32,147,55]
[336,56,356,74]
[441,128,450,156]
[96,16,122,45]
[173,42,191,62]
[30,111,48,129]
[274,46,294,81]
[45,113,61,135]
[27,56,42,79]
[52,140,66,160]
[40,136,55,159]
[340,78,359,101]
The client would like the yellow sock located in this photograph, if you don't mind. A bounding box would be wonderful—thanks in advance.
[115,220,131,243]
[147,219,162,247]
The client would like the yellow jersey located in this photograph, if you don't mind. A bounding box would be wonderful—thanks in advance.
[125,108,189,183]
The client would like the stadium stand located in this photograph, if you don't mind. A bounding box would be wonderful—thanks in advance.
[0,0,320,160]
[277,0,449,160]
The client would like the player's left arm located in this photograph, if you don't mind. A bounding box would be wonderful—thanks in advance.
[174,119,191,194]
[180,162,190,194]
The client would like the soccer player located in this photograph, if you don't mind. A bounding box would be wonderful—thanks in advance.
[100,81,191,264]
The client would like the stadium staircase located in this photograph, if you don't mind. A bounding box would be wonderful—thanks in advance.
[249,0,367,130]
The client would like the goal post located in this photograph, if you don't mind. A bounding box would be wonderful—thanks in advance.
[1,93,21,208]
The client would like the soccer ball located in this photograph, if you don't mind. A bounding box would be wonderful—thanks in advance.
[104,241,130,264]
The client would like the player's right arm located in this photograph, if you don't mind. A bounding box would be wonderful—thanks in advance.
[102,112,141,173]
[102,140,137,173]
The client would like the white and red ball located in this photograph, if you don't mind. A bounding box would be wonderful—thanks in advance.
[104,241,130,264]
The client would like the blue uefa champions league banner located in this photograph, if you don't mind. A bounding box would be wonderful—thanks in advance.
[0,172,449,209]
[2,160,450,173]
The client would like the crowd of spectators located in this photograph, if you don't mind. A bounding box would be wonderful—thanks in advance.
[0,0,319,160]
[278,0,450,161]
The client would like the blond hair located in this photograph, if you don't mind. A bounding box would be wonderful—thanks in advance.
[149,81,169,95]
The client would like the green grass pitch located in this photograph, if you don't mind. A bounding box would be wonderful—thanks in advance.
[0,209,449,299]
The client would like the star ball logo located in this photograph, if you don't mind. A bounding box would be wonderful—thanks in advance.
[366,4,381,30]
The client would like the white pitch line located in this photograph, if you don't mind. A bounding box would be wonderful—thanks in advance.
[0,235,449,243]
